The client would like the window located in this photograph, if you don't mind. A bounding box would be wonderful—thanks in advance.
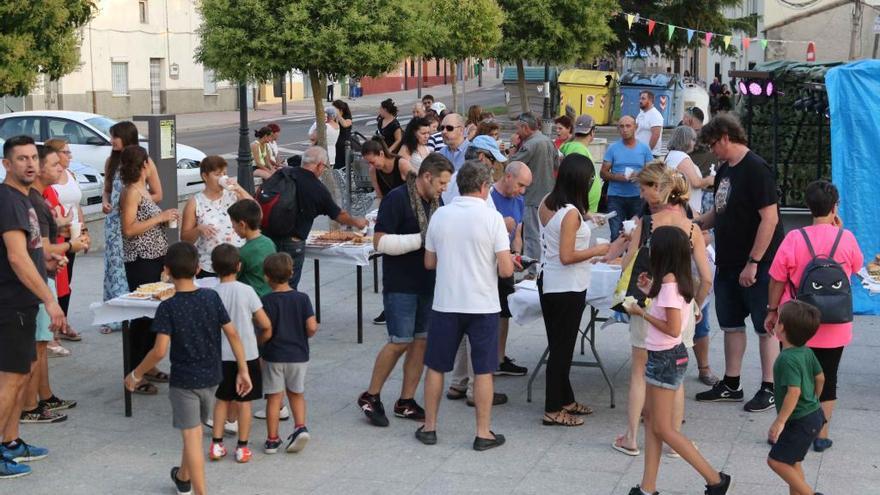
[112,62,129,96]
[139,0,148,23]
[47,118,103,145]
[203,69,217,95]
[0,117,41,141]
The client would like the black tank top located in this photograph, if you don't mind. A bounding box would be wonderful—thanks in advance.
[376,157,405,197]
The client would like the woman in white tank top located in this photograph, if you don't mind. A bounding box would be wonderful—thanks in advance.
[537,154,609,427]
[664,126,713,215]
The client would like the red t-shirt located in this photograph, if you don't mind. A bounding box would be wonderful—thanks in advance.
[42,186,70,298]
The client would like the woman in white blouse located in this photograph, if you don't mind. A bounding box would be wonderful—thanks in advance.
[664,126,714,215]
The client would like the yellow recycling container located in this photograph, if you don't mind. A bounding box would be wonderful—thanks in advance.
[558,70,617,125]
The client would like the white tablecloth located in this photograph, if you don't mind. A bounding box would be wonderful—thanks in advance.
[306,243,375,267]
[507,263,621,326]
[90,278,219,325]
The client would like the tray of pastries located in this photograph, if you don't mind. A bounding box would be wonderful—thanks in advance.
[307,230,371,247]
[124,282,176,301]
[865,254,880,282]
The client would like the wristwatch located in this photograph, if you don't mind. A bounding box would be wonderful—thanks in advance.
[748,257,760,264]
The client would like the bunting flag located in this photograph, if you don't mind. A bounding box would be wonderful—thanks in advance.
[667,24,676,40]
[743,37,751,50]
[760,39,768,50]
[626,14,635,29]
[648,19,656,36]
[723,35,731,49]
[687,29,694,42]
[705,32,713,45]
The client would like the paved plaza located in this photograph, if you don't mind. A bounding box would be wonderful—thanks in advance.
[12,227,880,494]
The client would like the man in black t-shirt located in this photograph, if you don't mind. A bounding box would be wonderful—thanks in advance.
[270,146,367,289]
[693,115,785,413]
[356,154,454,427]
[0,136,66,476]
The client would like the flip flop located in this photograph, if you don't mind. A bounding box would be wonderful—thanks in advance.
[145,371,170,383]
[132,382,158,395]
[612,436,640,456]
[59,331,82,342]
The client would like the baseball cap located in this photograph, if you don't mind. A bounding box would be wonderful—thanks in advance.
[471,135,507,163]
[430,102,446,113]
[573,115,595,135]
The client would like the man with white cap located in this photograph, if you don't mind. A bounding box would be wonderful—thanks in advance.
[560,115,602,213]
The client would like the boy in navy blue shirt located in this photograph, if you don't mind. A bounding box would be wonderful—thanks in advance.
[260,253,318,455]
[125,242,252,495]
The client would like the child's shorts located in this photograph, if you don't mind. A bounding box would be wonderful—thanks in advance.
[769,408,826,465]
[645,343,688,390]
[215,359,263,402]
[262,361,308,394]
[169,385,217,430]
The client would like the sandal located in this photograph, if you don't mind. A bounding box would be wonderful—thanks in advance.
[59,329,82,342]
[563,402,594,416]
[132,382,158,395]
[47,342,71,358]
[144,371,170,383]
[612,435,640,456]
[542,412,584,427]
[698,366,719,386]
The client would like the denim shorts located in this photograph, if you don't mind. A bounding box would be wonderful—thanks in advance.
[714,263,771,335]
[424,311,499,375]
[769,408,826,465]
[383,292,433,343]
[645,343,689,390]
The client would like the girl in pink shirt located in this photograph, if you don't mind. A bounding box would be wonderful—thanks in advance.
[625,226,731,494]
[766,180,864,453]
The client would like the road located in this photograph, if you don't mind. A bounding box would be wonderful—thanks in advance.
[178,88,508,159]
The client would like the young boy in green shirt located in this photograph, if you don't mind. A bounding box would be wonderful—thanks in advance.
[227,199,276,297]
[767,300,826,495]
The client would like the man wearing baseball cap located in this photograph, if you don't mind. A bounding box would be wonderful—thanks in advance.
[560,115,602,213]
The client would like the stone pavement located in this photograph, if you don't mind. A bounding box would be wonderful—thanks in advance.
[11,225,880,494]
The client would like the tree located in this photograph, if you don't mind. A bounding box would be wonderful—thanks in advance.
[497,0,618,113]
[428,0,504,114]
[607,1,757,58]
[0,0,95,96]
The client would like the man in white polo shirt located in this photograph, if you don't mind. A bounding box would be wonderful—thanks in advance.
[417,161,514,452]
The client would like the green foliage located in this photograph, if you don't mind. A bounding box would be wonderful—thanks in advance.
[0,0,95,96]
[496,0,617,65]
[429,0,504,63]
[607,0,757,57]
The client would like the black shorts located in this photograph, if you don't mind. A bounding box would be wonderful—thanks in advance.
[215,359,263,402]
[498,276,516,319]
[0,306,38,374]
[769,409,825,465]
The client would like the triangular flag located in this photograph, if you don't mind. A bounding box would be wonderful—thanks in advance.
[760,39,768,50]
[723,35,731,49]
[705,32,713,45]
[687,29,694,42]
[648,19,656,35]
[626,14,634,29]
[667,25,676,40]
[743,37,751,50]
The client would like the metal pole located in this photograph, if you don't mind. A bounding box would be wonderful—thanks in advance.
[746,95,753,146]
[417,57,423,99]
[772,90,779,177]
[281,73,288,115]
[237,82,254,194]
[873,33,879,58]
[345,139,352,212]
[542,63,552,135]
[816,113,824,180]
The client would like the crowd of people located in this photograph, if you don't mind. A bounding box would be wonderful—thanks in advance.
[0,87,863,495]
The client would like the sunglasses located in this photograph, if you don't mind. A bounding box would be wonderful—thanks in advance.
[442,125,460,132]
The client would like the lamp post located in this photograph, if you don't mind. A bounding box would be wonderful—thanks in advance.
[237,82,254,194]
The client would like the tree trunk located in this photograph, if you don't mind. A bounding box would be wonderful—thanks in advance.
[460,59,467,115]
[309,71,342,220]
[450,61,458,115]
[516,59,529,114]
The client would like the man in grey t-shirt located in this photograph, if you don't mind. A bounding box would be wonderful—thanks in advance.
[508,113,557,272]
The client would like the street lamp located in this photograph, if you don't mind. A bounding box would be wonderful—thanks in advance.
[237,82,254,194]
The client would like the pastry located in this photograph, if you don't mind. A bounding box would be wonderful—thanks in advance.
[867,262,880,277]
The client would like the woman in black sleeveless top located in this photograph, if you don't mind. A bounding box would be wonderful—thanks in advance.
[332,99,353,169]
[363,137,412,200]
[375,98,402,153]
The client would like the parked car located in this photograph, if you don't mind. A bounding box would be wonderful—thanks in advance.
[0,136,104,207]
[0,111,206,196]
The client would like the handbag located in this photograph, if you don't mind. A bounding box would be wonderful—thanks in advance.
[611,215,653,313]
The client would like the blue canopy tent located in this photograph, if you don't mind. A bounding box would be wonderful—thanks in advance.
[826,60,880,315]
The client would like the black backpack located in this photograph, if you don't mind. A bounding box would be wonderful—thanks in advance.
[256,167,299,239]
[789,228,853,324]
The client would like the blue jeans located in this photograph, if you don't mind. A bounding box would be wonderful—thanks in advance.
[607,195,643,241]
[272,238,306,290]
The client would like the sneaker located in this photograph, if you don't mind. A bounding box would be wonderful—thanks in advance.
[286,426,310,453]
[357,392,389,427]
[235,445,253,463]
[695,382,744,403]
[466,393,508,407]
[254,406,290,420]
[0,457,31,479]
[744,387,775,413]
[170,466,192,495]
[495,356,528,376]
[39,396,77,412]
[704,471,732,495]
[20,406,67,424]
[394,399,425,421]
[46,342,70,358]
[1,439,48,462]
[264,437,282,454]
[223,420,239,435]
[628,487,658,495]
[813,437,833,452]
[208,442,227,461]
[372,311,386,325]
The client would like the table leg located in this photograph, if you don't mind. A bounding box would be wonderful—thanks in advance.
[122,320,132,418]
[526,346,550,403]
[372,256,379,294]
[314,259,321,323]
[357,265,363,344]
[587,315,615,408]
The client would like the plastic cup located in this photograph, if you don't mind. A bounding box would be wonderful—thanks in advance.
[596,237,609,245]
[623,220,636,235]
[624,167,634,179]
[169,219,178,229]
